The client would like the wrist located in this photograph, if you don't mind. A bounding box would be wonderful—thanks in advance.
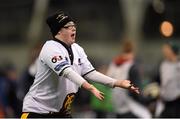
[82,81,96,91]
[89,84,95,92]
[114,80,129,89]
[114,80,122,88]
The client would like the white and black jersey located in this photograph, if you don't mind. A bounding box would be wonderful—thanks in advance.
[22,39,94,114]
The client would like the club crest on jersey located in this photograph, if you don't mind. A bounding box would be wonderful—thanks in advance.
[51,55,62,63]
[78,58,83,65]
[54,61,69,71]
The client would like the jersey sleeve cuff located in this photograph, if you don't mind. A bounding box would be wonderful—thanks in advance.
[82,69,95,77]
[59,66,71,76]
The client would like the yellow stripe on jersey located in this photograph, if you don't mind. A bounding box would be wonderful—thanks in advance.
[21,112,29,119]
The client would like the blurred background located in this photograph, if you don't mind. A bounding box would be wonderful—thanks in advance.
[0,0,180,118]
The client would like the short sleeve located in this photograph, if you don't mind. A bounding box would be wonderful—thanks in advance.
[40,43,70,76]
[77,45,95,76]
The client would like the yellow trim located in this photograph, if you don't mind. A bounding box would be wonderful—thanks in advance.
[21,112,29,119]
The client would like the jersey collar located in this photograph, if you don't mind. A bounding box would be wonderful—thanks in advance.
[53,38,70,49]
[53,38,74,65]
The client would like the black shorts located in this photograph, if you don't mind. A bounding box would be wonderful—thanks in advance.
[21,112,72,118]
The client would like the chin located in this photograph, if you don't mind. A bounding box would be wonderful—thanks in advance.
[72,38,76,43]
[69,39,75,45]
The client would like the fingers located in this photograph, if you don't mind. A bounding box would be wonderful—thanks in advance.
[99,92,105,100]
[98,91,104,101]
[91,86,105,101]
[132,88,140,94]
[130,86,140,94]
[130,85,138,90]
[101,91,104,95]
[95,91,104,101]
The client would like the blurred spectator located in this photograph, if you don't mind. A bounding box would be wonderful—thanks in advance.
[17,41,43,107]
[153,41,180,117]
[0,61,21,117]
[107,40,152,118]
[0,68,6,118]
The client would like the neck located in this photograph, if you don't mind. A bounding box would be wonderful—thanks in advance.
[54,35,70,46]
[123,53,134,60]
[168,55,178,62]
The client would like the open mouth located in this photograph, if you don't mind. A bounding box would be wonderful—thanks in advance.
[71,33,75,38]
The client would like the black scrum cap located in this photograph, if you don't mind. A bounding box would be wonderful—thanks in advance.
[46,11,74,37]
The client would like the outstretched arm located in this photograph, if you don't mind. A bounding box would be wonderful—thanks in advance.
[84,70,140,94]
[62,67,104,100]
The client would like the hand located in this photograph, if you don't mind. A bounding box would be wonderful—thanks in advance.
[128,82,140,94]
[115,80,140,94]
[89,85,104,101]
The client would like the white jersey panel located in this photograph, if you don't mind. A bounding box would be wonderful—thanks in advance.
[72,44,95,76]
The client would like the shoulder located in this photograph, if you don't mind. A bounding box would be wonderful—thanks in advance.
[41,40,64,53]
[40,40,66,59]
[72,43,83,49]
[113,55,126,66]
[43,40,62,49]
[161,60,168,66]
[72,43,85,52]
[72,43,88,58]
